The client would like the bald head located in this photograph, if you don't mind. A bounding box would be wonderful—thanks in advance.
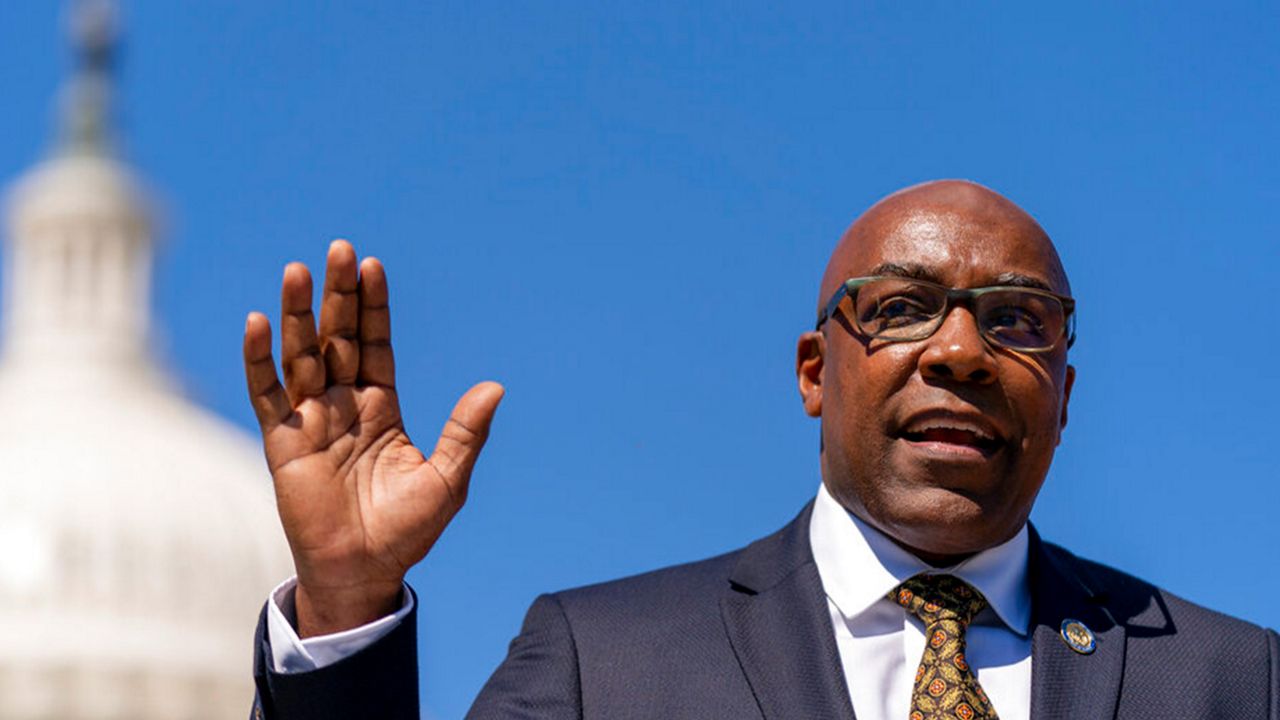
[819,180,1070,311]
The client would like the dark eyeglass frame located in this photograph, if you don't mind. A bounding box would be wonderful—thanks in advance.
[815,276,1077,352]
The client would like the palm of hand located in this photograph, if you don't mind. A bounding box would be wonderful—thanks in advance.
[270,386,430,588]
[244,241,502,635]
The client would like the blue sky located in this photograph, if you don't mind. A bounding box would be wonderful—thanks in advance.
[2,2,1277,717]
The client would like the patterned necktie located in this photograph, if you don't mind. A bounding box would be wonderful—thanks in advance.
[889,574,999,720]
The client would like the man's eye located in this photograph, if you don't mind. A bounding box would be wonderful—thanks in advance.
[868,297,932,326]
[987,306,1046,336]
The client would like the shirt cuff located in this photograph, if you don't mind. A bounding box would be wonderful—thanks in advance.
[265,576,415,674]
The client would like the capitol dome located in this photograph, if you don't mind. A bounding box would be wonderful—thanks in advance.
[0,3,292,718]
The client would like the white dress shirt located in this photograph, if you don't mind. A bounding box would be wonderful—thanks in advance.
[810,482,1032,720]
[266,576,414,673]
[269,485,1033,720]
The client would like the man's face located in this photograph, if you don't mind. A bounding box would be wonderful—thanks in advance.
[797,181,1075,564]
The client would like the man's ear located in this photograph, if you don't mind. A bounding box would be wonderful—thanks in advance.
[796,331,825,418]
[1057,363,1075,443]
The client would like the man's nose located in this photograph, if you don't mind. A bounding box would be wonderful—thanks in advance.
[918,306,998,384]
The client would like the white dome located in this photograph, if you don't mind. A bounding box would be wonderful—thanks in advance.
[0,11,294,713]
[2,154,155,375]
[0,373,291,719]
[9,153,151,228]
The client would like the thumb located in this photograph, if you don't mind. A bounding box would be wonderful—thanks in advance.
[430,381,505,502]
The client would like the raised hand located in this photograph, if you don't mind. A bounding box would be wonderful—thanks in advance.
[243,240,503,637]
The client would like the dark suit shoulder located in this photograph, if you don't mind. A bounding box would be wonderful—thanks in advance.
[471,547,768,719]
[469,509,820,719]
[1026,535,1278,718]
[549,504,812,617]
[552,547,783,718]
[551,547,743,614]
[546,548,748,672]
[1040,539,1273,637]
[1040,538,1277,720]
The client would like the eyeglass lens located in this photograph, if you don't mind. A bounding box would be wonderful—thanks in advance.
[852,278,1066,350]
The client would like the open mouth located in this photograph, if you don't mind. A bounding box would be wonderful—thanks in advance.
[900,426,1003,454]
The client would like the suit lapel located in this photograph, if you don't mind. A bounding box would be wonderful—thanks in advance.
[721,503,858,720]
[1028,527,1126,720]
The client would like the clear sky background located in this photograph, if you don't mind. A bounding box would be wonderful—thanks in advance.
[2,2,1277,717]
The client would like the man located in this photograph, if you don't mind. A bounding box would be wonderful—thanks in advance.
[245,180,1278,719]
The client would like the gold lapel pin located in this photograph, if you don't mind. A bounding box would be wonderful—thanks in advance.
[1059,618,1096,655]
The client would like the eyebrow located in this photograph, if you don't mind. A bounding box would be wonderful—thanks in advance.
[867,262,945,284]
[867,263,1055,292]
[990,272,1054,292]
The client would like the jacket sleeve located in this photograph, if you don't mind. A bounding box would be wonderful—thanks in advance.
[250,600,420,720]
[466,594,583,720]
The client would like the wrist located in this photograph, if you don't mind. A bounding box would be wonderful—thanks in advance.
[294,579,404,638]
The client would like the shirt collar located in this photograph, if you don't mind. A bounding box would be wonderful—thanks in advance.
[809,482,1031,636]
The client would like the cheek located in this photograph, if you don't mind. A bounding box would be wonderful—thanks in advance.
[825,344,915,433]
[1007,372,1067,453]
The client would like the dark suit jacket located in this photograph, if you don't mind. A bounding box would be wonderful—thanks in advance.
[252,504,1279,719]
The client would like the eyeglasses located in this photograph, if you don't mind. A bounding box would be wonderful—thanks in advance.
[816,276,1076,353]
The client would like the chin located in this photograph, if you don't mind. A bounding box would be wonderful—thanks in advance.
[870,487,1022,561]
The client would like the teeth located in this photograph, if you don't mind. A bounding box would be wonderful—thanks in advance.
[917,424,993,441]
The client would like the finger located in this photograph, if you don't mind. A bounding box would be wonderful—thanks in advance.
[428,382,506,502]
[243,312,292,431]
[280,262,326,403]
[357,256,396,388]
[319,240,360,385]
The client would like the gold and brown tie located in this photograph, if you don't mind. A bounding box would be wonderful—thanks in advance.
[889,574,999,720]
